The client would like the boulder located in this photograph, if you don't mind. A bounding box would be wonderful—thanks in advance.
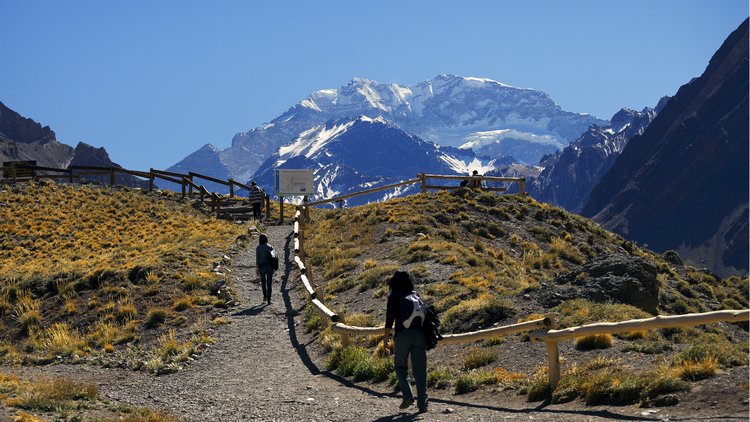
[540,253,659,313]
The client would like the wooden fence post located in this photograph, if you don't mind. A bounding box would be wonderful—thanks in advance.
[68,168,73,184]
[279,196,284,224]
[420,173,426,194]
[339,313,350,346]
[265,194,271,221]
[188,175,194,195]
[110,167,116,186]
[229,179,234,198]
[181,178,186,197]
[337,199,344,209]
[519,179,526,196]
[546,341,560,392]
[11,162,17,184]
[149,172,155,191]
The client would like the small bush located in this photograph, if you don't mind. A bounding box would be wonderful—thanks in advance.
[172,297,194,312]
[673,357,718,381]
[462,348,497,370]
[145,308,167,328]
[575,334,612,350]
[455,370,497,394]
[427,367,452,389]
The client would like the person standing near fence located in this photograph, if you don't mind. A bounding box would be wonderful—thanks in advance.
[249,181,265,221]
[468,169,482,188]
[255,234,275,305]
[383,270,428,413]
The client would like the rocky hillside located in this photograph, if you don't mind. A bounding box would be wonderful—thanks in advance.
[0,101,148,188]
[582,19,749,277]
[302,189,748,406]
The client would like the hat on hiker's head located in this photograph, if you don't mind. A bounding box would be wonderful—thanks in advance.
[472,170,479,175]
[389,270,414,294]
[259,234,268,244]
[251,181,257,186]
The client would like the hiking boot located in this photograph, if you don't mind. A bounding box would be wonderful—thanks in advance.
[399,398,414,409]
[418,405,428,413]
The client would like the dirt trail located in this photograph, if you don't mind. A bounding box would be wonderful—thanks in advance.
[4,225,746,421]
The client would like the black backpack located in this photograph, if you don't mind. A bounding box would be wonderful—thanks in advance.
[422,305,443,350]
[268,247,279,271]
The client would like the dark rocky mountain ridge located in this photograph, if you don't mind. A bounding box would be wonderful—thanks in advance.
[0,101,148,188]
[582,19,749,276]
[528,105,660,213]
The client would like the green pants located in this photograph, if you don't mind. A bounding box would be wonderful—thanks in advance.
[394,327,428,408]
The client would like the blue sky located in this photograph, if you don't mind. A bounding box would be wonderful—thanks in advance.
[1,1,747,170]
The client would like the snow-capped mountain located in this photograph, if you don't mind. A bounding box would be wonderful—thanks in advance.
[250,116,501,205]
[459,129,564,164]
[528,103,662,213]
[175,74,605,185]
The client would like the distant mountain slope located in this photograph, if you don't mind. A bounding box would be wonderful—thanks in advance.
[0,101,148,188]
[165,144,232,193]
[178,75,605,183]
[529,105,661,213]
[251,116,487,205]
[582,19,749,276]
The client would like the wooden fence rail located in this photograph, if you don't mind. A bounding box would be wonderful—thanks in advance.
[530,309,750,390]
[305,177,421,207]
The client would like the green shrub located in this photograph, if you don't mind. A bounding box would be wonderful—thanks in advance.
[455,370,497,394]
[462,348,497,370]
[145,308,167,328]
[575,334,612,350]
[427,367,452,389]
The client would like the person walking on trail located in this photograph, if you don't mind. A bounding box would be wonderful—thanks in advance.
[249,181,265,221]
[255,234,276,305]
[383,270,428,413]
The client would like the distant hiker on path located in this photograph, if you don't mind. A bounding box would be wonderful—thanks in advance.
[249,181,265,221]
[383,270,428,413]
[255,234,277,305]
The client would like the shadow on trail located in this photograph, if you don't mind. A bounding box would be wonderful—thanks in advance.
[232,303,267,317]
[278,229,655,422]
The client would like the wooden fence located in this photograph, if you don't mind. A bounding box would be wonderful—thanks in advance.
[304,173,526,210]
[0,162,272,221]
[291,203,750,395]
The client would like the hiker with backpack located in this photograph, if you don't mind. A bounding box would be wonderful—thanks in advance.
[255,234,278,305]
[383,270,430,413]
[248,181,265,221]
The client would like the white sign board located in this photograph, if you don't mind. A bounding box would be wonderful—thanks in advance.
[274,169,314,196]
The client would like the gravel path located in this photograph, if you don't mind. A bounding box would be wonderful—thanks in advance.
[4,225,747,421]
